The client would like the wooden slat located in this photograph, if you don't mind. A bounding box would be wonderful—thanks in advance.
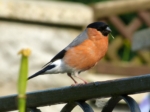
[126,18,142,33]
[95,62,150,76]
[92,0,150,19]
[108,16,132,40]
[138,11,150,27]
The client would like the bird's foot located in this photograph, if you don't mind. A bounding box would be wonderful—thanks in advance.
[71,82,87,86]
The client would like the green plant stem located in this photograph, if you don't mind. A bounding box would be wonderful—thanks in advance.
[18,48,31,112]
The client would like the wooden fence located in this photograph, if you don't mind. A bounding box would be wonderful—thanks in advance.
[92,0,150,76]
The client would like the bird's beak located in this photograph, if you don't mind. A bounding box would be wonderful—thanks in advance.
[106,26,114,39]
[106,26,111,32]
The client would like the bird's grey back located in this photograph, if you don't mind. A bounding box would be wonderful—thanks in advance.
[65,29,88,50]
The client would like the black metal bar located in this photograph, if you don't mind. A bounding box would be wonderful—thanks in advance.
[101,96,121,112]
[27,107,41,112]
[123,95,141,112]
[61,101,94,112]
[102,95,141,112]
[0,74,150,111]
[77,101,94,112]
[61,102,77,112]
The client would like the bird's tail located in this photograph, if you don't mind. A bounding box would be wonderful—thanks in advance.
[28,64,56,80]
[28,70,45,80]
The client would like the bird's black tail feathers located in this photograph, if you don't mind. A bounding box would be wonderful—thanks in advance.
[28,64,56,80]
[28,70,45,80]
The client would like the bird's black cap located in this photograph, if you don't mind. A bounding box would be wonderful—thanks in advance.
[87,22,111,36]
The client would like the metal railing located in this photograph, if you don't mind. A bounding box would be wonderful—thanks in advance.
[0,74,150,111]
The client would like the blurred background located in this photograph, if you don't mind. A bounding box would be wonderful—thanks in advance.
[0,0,150,112]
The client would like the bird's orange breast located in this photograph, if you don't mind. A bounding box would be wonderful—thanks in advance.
[63,28,108,71]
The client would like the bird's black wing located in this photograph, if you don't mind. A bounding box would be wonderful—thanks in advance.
[43,49,66,67]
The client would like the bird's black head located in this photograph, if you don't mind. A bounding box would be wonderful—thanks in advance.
[87,22,111,36]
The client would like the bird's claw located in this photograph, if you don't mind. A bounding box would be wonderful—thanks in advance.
[71,82,87,86]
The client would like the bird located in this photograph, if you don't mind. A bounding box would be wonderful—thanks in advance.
[28,22,112,85]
